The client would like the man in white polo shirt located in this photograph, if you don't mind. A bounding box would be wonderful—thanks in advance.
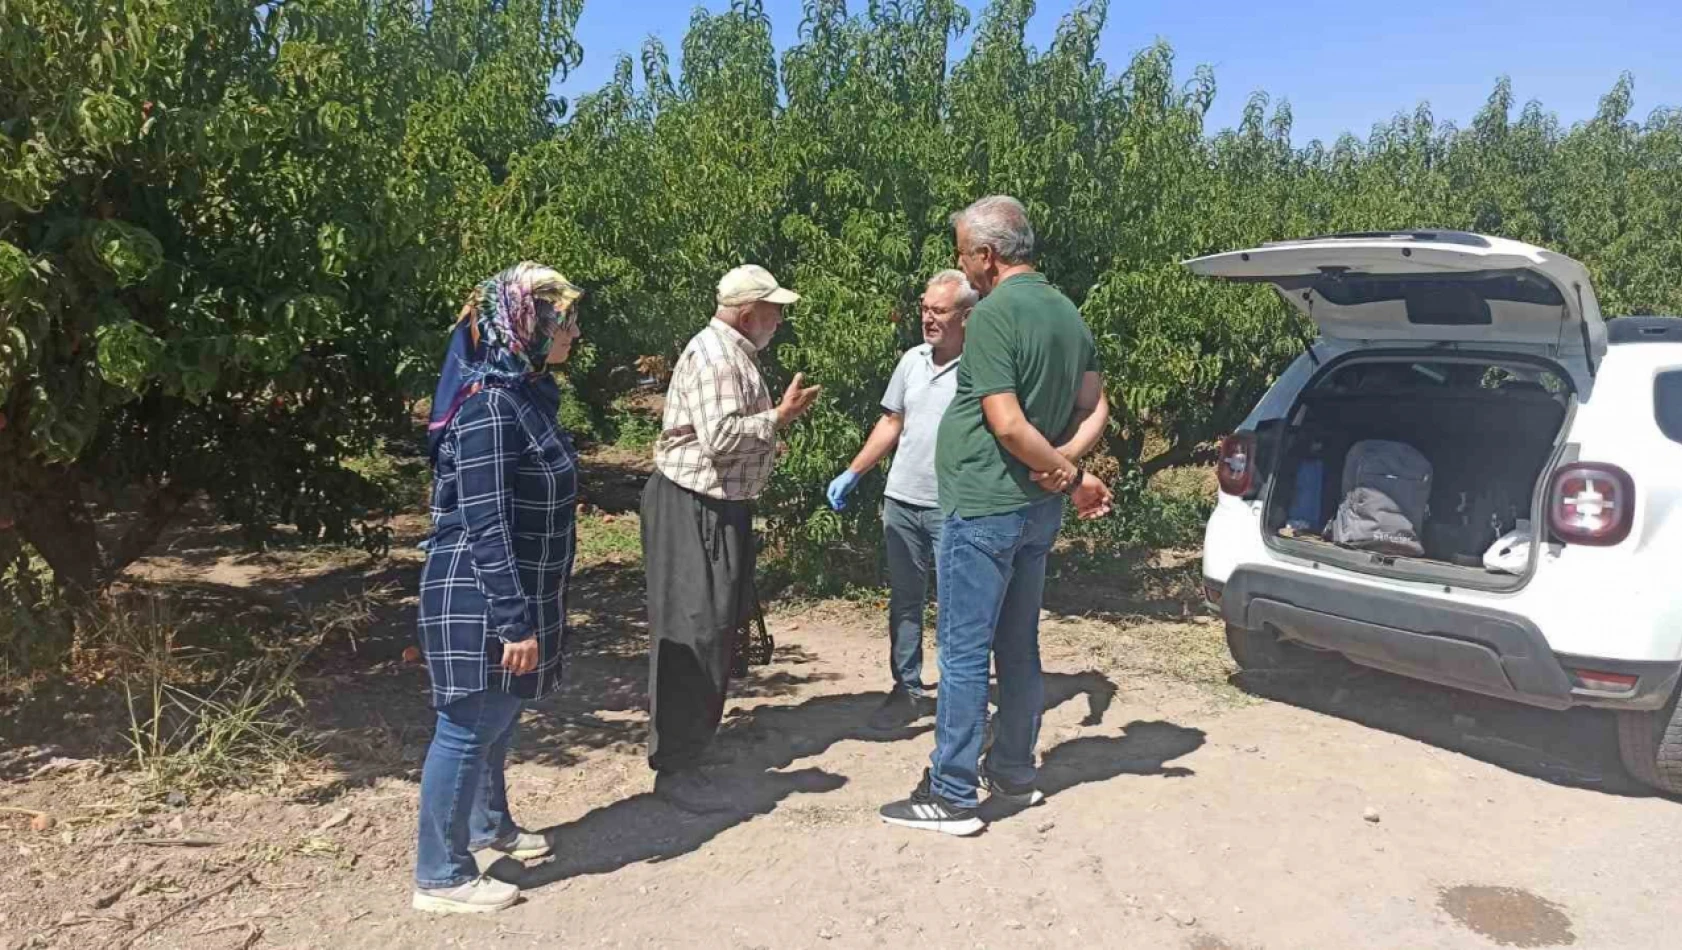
[827,270,976,729]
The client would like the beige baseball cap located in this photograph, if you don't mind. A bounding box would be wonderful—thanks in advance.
[717,264,801,307]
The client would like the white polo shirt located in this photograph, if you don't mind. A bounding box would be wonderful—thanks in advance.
[881,344,961,509]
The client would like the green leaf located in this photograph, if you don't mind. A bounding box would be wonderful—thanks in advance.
[0,241,29,299]
[88,220,163,287]
[94,317,165,395]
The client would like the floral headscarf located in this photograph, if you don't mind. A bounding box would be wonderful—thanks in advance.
[426,262,582,463]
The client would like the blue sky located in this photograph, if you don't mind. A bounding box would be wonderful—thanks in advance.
[554,0,1682,143]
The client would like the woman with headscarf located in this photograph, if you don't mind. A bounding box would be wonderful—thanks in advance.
[412,263,584,914]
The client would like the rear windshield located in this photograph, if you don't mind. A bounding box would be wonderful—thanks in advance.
[1302,272,1565,327]
[1317,360,1568,398]
[1657,371,1682,444]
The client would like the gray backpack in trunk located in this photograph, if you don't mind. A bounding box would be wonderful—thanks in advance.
[1329,440,1433,557]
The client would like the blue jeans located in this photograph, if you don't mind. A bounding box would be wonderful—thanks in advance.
[415,689,524,888]
[928,498,1064,808]
[883,497,943,696]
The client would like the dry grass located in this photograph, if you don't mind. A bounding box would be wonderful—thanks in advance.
[773,557,1246,705]
[72,588,391,798]
[1043,614,1242,700]
[104,602,318,794]
[1040,547,1247,702]
[1152,462,1218,501]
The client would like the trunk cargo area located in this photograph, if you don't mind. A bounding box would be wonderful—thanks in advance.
[1265,373,1568,587]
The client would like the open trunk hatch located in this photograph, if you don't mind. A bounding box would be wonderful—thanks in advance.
[1184,231,1607,369]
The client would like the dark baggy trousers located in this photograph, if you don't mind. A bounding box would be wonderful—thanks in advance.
[641,470,755,772]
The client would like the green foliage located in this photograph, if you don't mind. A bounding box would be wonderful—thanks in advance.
[1063,470,1214,550]
[609,401,661,451]
[87,220,163,288]
[556,380,600,443]
[511,1,1681,588]
[0,0,583,592]
[7,0,1682,603]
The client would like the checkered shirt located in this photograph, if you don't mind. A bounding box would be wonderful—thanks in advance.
[418,385,575,707]
[653,319,779,501]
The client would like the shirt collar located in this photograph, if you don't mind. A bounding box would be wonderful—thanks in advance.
[708,318,759,357]
[997,271,1044,290]
[920,343,961,376]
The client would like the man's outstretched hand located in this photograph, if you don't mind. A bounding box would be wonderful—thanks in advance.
[776,373,822,428]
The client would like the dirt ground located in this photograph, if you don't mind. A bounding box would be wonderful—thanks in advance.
[2,451,1679,950]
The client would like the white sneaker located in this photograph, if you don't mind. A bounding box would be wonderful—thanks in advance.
[474,831,553,861]
[411,875,519,914]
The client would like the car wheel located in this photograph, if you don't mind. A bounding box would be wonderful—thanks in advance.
[1225,624,1335,673]
[1616,686,1682,796]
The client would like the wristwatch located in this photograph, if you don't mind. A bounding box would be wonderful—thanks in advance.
[1063,466,1084,496]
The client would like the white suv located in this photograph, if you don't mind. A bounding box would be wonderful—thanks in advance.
[1190,231,1682,795]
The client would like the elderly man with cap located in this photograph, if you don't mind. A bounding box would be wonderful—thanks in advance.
[642,264,822,813]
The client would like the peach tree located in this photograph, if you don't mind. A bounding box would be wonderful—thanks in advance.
[0,0,582,607]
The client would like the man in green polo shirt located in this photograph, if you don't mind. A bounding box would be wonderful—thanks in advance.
[880,195,1112,836]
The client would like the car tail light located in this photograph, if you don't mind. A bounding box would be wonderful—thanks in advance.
[1548,462,1635,547]
[1566,667,1639,693]
[1203,579,1224,608]
[1217,433,1256,497]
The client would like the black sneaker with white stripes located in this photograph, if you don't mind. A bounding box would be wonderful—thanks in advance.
[980,761,1046,807]
[879,770,984,837]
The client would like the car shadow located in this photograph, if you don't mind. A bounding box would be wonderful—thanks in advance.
[1233,658,1665,798]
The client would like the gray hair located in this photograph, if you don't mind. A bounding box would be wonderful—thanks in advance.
[950,195,1035,264]
[925,269,979,311]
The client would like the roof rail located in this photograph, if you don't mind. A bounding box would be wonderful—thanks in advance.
[1264,230,1492,248]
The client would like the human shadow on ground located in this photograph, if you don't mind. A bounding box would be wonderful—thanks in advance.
[1038,668,1117,727]
[297,563,839,798]
[498,669,1129,889]
[497,689,925,889]
[978,719,1206,824]
[1232,658,1664,798]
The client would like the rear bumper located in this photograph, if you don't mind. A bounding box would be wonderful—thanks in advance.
[1220,566,1681,712]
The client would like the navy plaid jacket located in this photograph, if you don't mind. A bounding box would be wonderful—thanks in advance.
[418,381,575,707]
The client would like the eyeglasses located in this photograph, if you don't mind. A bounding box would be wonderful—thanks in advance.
[920,303,968,317]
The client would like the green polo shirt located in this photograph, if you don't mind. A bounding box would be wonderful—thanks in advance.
[934,272,1098,518]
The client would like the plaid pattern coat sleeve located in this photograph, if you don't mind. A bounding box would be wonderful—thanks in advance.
[418,384,575,707]
[455,388,535,640]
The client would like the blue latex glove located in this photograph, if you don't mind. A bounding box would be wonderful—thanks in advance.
[827,470,861,511]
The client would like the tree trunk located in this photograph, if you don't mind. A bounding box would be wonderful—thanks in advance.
[97,483,193,589]
[11,465,102,600]
[5,456,193,599]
